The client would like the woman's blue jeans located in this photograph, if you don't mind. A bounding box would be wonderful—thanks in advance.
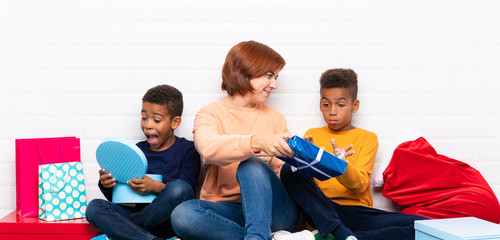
[171,157,298,240]
[86,179,194,240]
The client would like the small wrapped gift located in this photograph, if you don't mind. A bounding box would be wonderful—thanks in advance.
[279,135,347,181]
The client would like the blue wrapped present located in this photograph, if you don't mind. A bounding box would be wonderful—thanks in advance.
[415,217,500,240]
[279,135,347,181]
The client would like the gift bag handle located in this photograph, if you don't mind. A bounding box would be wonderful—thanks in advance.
[49,168,70,193]
[36,142,63,164]
[40,164,70,213]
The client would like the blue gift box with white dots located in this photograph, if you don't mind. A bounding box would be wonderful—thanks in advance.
[96,137,148,184]
[96,137,161,204]
[112,174,162,203]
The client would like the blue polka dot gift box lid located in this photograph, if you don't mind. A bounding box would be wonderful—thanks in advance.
[96,137,161,203]
[96,137,147,183]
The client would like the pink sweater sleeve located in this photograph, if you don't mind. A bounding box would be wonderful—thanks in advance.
[193,106,255,166]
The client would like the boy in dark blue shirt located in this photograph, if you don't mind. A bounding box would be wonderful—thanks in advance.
[86,85,200,240]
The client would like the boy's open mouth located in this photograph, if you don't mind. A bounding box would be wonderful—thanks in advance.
[146,134,159,145]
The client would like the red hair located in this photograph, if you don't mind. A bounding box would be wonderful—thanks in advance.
[221,41,286,96]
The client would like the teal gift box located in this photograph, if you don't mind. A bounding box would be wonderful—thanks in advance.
[38,162,88,221]
[278,135,347,181]
[96,137,162,204]
[415,217,500,240]
[112,174,162,203]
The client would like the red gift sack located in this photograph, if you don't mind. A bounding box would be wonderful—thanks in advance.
[16,137,81,217]
[383,137,500,223]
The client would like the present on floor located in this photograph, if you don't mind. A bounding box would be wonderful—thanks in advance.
[279,135,347,181]
[415,217,500,240]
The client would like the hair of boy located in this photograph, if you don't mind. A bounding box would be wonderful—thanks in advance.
[142,84,183,119]
[319,68,358,101]
[221,40,286,96]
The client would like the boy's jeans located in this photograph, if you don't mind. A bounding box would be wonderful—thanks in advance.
[171,157,298,240]
[86,179,194,240]
[280,165,429,240]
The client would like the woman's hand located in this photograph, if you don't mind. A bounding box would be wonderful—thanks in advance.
[99,168,116,188]
[251,133,294,158]
[128,175,166,194]
[330,138,355,162]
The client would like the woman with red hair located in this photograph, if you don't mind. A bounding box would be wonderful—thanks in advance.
[171,41,299,240]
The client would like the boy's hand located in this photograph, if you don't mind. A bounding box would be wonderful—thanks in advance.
[251,133,294,158]
[128,175,166,194]
[330,138,355,162]
[304,135,315,144]
[99,169,116,188]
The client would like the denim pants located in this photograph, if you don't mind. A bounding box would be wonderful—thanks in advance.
[86,179,194,240]
[171,157,298,240]
[280,165,429,240]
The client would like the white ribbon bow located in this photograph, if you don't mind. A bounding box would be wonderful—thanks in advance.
[290,148,333,179]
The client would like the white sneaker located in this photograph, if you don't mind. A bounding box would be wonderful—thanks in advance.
[272,230,315,240]
[345,236,358,240]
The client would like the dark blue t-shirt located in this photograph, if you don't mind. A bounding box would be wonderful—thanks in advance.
[136,136,200,189]
[99,136,200,201]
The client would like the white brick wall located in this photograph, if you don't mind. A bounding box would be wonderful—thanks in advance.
[1,0,500,218]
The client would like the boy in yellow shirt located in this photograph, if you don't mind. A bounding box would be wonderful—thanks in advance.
[280,69,427,240]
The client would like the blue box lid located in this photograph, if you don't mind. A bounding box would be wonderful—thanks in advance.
[96,137,147,183]
[415,217,500,240]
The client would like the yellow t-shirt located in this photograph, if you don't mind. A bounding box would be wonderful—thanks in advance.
[304,126,378,207]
